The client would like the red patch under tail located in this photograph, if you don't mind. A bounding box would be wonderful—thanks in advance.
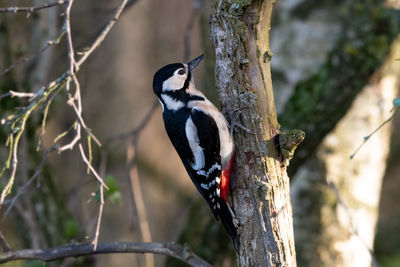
[220,154,234,202]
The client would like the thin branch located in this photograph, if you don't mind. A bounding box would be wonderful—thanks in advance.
[106,100,158,144]
[13,201,46,249]
[64,0,76,75]
[0,73,68,180]
[0,1,67,13]
[350,106,399,159]
[0,123,22,206]
[0,30,65,77]
[0,93,11,100]
[127,144,154,267]
[8,90,36,98]
[68,99,102,147]
[76,0,129,67]
[0,242,211,267]
[1,146,58,223]
[56,123,81,152]
[92,184,105,251]
[78,143,108,189]
[0,231,11,252]
[0,0,130,217]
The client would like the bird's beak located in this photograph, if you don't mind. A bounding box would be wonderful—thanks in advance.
[188,54,204,72]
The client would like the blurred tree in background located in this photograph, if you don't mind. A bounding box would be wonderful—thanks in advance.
[0,0,400,266]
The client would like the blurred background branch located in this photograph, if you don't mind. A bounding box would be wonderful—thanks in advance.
[0,1,67,14]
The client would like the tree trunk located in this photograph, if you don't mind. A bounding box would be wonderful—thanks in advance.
[210,1,296,266]
[291,36,400,267]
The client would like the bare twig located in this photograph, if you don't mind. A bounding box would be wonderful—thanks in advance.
[76,0,129,67]
[0,242,211,267]
[8,90,36,98]
[1,90,42,101]
[0,93,11,100]
[0,74,68,202]
[68,98,102,147]
[0,1,67,13]
[1,146,58,223]
[0,0,130,241]
[92,184,105,251]
[58,4,104,233]
[127,144,154,267]
[57,123,81,152]
[106,101,158,144]
[99,100,158,266]
[0,125,22,206]
[0,30,65,77]
[78,143,108,189]
[13,201,46,249]
[79,140,107,251]
[0,231,11,252]
[64,0,76,76]
[350,106,399,159]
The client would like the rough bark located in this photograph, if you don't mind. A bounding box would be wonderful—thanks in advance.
[291,37,400,267]
[210,1,296,266]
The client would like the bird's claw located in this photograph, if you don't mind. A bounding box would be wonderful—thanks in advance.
[227,203,240,228]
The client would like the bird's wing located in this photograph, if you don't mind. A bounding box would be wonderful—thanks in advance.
[183,108,223,219]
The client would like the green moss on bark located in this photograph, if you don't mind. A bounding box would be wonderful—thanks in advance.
[279,0,400,175]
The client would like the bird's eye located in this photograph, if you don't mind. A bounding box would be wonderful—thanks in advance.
[178,69,186,75]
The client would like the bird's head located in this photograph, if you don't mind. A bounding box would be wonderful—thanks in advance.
[152,54,204,96]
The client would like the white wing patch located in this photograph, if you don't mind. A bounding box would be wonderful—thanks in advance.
[185,117,205,170]
[188,102,234,169]
[201,183,209,190]
[196,163,221,178]
[161,94,184,111]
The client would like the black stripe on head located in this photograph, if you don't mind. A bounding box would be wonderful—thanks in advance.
[189,95,204,101]
[163,89,205,103]
[153,63,185,96]
[183,70,191,90]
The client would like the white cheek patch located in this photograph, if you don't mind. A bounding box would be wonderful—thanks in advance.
[161,94,184,111]
[162,74,186,91]
[185,117,205,171]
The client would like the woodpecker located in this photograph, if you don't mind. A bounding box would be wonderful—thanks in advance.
[153,54,239,250]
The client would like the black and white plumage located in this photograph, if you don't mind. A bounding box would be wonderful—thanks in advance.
[153,55,239,250]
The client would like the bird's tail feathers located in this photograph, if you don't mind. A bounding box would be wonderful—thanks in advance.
[220,202,239,252]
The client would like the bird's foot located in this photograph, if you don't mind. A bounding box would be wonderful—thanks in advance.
[227,203,240,228]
